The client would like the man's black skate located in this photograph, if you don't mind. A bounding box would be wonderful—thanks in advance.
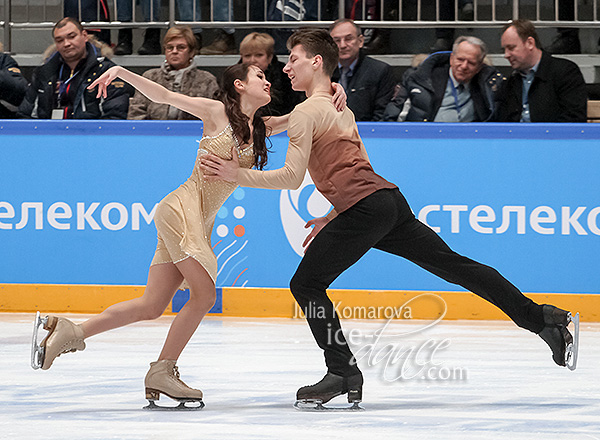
[538,305,579,370]
[294,372,364,411]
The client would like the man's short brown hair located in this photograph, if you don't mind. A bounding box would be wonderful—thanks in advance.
[287,28,339,77]
[502,19,541,49]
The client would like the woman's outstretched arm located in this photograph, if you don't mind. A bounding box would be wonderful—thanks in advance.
[88,66,227,129]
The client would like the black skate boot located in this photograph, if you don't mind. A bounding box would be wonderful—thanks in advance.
[538,305,578,369]
[294,372,364,411]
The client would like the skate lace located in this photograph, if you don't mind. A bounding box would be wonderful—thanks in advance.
[57,339,83,357]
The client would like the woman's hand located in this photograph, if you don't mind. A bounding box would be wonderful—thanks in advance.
[88,66,122,98]
[331,82,347,112]
[200,147,240,182]
[302,216,330,251]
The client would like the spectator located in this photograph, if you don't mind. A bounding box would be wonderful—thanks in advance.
[431,0,474,52]
[128,26,219,120]
[63,0,111,46]
[498,19,587,122]
[17,17,129,119]
[114,0,161,55]
[238,32,303,116]
[329,18,395,121]
[197,3,235,55]
[267,0,320,54]
[0,43,28,118]
[547,0,581,54]
[386,36,504,122]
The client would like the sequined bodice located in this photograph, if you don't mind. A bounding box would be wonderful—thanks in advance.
[191,124,254,224]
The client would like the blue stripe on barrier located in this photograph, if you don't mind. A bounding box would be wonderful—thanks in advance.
[171,287,223,314]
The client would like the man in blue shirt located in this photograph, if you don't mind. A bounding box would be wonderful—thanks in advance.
[498,19,587,123]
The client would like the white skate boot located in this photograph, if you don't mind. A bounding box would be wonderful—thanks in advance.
[143,360,205,410]
[31,312,86,370]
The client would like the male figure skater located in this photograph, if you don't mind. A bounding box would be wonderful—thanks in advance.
[201,28,577,408]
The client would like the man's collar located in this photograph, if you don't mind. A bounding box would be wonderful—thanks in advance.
[517,50,542,77]
[338,56,359,73]
[448,68,470,89]
[517,58,540,77]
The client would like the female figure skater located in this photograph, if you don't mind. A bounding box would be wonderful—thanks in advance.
[31,62,345,410]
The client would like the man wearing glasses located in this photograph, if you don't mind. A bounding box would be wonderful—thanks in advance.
[329,19,396,122]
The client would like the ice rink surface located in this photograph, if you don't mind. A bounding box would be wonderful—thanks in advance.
[1,313,598,440]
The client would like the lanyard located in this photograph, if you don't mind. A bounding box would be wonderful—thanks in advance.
[56,64,80,102]
[448,78,467,113]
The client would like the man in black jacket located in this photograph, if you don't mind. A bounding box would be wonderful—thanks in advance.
[498,19,587,123]
[18,17,129,120]
[329,19,395,121]
[386,36,504,122]
[0,47,28,118]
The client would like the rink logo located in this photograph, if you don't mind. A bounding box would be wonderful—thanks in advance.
[279,174,332,257]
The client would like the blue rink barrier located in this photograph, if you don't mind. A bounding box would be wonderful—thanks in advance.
[1,120,599,295]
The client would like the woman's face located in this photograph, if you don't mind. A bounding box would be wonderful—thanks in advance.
[239,65,271,107]
[165,37,193,70]
[241,50,273,72]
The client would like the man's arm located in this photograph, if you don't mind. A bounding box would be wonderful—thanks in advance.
[16,71,41,119]
[202,108,314,190]
[0,55,28,107]
[100,77,130,119]
[554,60,587,123]
[372,63,396,122]
[238,109,312,190]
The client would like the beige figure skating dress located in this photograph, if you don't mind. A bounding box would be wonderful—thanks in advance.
[150,124,254,286]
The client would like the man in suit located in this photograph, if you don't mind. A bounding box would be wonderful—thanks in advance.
[329,18,395,121]
[498,19,586,123]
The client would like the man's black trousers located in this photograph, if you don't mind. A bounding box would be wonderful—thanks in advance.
[289,188,545,376]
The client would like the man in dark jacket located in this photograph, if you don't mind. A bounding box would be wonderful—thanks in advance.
[498,19,586,123]
[0,49,28,118]
[387,36,504,122]
[18,17,128,119]
[329,19,395,121]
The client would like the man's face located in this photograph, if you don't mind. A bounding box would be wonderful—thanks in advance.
[283,45,315,92]
[165,36,193,70]
[449,41,483,83]
[330,22,363,64]
[53,22,88,65]
[501,26,536,71]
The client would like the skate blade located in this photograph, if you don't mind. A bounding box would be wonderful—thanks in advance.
[143,400,205,411]
[30,312,46,370]
[294,400,364,412]
[566,312,580,371]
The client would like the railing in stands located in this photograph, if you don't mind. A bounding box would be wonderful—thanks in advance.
[2,0,599,53]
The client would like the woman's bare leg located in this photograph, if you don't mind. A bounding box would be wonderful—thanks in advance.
[80,262,183,339]
[157,257,216,361]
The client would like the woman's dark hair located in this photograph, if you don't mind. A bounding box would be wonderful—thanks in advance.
[218,63,270,170]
